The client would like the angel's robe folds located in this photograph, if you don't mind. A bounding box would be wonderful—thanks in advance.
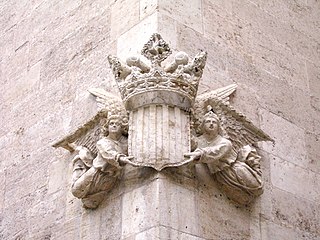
[94,135,128,172]
[194,134,263,204]
[194,135,237,174]
[71,135,128,207]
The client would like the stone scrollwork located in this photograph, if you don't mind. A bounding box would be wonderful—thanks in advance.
[53,33,273,208]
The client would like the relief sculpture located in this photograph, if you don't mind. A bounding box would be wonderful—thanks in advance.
[53,33,273,208]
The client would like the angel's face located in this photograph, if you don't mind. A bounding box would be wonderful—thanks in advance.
[202,117,219,135]
[108,119,122,134]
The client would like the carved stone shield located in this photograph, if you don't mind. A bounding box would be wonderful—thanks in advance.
[128,105,191,171]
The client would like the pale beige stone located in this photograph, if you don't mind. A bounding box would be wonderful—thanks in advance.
[121,179,160,238]
[254,0,320,42]
[305,132,320,172]
[260,108,307,168]
[140,0,158,19]
[158,178,198,235]
[117,13,158,59]
[135,226,206,240]
[159,0,203,33]
[0,170,5,210]
[270,156,320,202]
[110,0,140,40]
[270,187,320,236]
[47,159,69,194]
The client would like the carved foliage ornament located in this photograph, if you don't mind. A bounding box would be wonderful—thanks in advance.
[53,33,273,208]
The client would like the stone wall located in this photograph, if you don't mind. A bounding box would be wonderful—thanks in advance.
[0,0,319,239]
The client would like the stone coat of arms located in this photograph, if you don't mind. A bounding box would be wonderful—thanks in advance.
[53,33,273,209]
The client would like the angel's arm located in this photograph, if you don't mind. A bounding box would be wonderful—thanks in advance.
[196,139,233,163]
[185,137,232,163]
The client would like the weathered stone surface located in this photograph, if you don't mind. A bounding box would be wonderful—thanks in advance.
[117,12,158,59]
[140,0,157,20]
[270,156,320,202]
[110,0,140,40]
[1,0,320,239]
[133,226,206,240]
[270,187,320,236]
[121,179,160,238]
[159,0,203,33]
[259,108,307,168]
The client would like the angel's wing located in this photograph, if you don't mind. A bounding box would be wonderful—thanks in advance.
[88,88,126,115]
[192,84,237,127]
[212,100,273,152]
[52,110,108,155]
[52,88,127,155]
[196,84,237,105]
[192,84,273,151]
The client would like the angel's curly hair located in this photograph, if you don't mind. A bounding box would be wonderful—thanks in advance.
[197,106,227,138]
[101,114,129,136]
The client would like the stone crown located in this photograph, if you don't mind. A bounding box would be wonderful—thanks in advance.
[108,33,207,111]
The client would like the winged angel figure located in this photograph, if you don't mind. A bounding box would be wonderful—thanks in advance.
[185,87,273,205]
[53,90,134,208]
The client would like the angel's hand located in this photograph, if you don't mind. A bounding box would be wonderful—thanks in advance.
[118,156,134,166]
[184,151,202,162]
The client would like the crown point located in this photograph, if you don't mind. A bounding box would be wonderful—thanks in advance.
[141,33,171,65]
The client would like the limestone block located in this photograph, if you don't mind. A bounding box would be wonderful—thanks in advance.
[110,0,140,40]
[305,132,320,172]
[40,15,112,86]
[197,200,251,239]
[306,61,320,111]
[196,171,252,239]
[158,178,198,235]
[176,23,232,86]
[79,208,102,239]
[260,219,301,240]
[270,156,320,202]
[28,5,111,66]
[231,0,320,64]
[0,196,34,239]
[0,26,15,60]
[309,107,320,135]
[72,40,117,95]
[270,187,320,236]
[255,72,311,131]
[134,226,206,240]
[47,159,69,194]
[254,0,320,41]
[203,0,252,54]
[140,0,157,19]
[3,151,50,207]
[54,217,81,239]
[121,179,160,238]
[259,108,307,168]
[117,13,158,60]
[65,189,83,222]
[27,191,66,238]
[0,133,15,169]
[157,13,178,50]
[178,24,310,130]
[158,0,203,33]
[248,33,308,91]
[3,60,41,106]
[0,170,5,210]
[98,195,123,240]
[1,40,29,82]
